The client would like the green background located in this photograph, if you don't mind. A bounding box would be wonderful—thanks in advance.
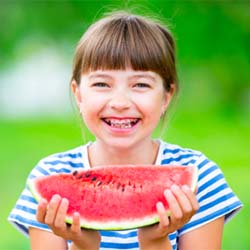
[0,1,249,249]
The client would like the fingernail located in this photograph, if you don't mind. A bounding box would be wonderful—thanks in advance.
[171,184,179,191]
[164,189,171,197]
[156,202,165,211]
[182,185,190,192]
[62,198,69,205]
[51,194,60,202]
[41,198,47,204]
[73,212,80,217]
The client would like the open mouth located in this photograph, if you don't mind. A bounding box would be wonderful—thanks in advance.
[102,118,140,129]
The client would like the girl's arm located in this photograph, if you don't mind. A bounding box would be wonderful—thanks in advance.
[178,216,224,250]
[29,227,67,250]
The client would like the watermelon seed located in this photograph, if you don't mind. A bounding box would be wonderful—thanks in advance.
[77,174,83,179]
[72,171,78,176]
[85,172,91,178]
[91,176,97,182]
[97,181,102,186]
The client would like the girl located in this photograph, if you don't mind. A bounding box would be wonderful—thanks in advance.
[9,11,242,250]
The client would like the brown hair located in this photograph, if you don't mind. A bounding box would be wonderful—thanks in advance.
[71,11,178,92]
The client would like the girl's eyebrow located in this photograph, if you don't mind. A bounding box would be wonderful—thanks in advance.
[88,72,157,81]
[130,73,157,81]
[88,73,112,80]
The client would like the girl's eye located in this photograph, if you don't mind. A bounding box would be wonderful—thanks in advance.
[134,83,151,88]
[92,82,109,87]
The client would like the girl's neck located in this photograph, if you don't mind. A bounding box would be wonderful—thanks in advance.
[88,139,159,167]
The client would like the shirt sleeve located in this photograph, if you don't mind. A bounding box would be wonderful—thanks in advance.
[8,160,52,237]
[178,155,243,236]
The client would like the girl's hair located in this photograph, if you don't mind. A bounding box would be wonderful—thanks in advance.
[71,11,178,92]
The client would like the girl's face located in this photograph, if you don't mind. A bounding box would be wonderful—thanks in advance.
[72,69,173,150]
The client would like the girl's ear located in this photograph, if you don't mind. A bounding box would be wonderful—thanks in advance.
[71,80,82,107]
[161,83,175,115]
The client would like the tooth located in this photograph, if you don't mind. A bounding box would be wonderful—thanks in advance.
[105,118,137,128]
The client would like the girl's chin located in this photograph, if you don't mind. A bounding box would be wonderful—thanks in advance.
[95,137,140,151]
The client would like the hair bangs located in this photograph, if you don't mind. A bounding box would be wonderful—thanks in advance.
[80,17,169,75]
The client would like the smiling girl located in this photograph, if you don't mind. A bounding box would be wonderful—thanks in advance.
[9,11,242,250]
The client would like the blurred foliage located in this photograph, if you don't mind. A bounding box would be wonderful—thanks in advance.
[0,0,250,121]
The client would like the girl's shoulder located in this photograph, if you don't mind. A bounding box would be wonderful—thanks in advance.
[158,140,206,167]
[29,142,92,179]
[159,140,203,156]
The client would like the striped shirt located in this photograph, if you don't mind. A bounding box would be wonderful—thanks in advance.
[8,140,242,249]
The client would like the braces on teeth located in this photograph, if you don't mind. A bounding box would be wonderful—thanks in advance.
[106,119,137,128]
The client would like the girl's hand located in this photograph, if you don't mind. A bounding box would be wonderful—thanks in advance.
[36,194,101,250]
[138,185,199,250]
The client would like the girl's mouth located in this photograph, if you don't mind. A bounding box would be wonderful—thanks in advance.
[102,118,140,129]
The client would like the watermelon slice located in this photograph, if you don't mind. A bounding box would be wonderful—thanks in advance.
[28,165,198,230]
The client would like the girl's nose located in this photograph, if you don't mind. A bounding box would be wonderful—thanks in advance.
[108,91,132,110]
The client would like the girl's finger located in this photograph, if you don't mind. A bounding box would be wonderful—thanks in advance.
[70,212,81,234]
[156,202,170,228]
[181,185,200,211]
[36,198,48,223]
[54,198,69,228]
[170,185,192,213]
[164,189,182,219]
[44,194,61,225]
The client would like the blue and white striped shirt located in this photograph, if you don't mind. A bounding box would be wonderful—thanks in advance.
[8,140,242,249]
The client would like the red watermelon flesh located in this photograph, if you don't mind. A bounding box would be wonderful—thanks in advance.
[29,165,198,230]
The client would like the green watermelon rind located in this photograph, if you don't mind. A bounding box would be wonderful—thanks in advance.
[28,165,198,230]
[190,165,198,193]
[28,179,44,203]
[64,211,172,231]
